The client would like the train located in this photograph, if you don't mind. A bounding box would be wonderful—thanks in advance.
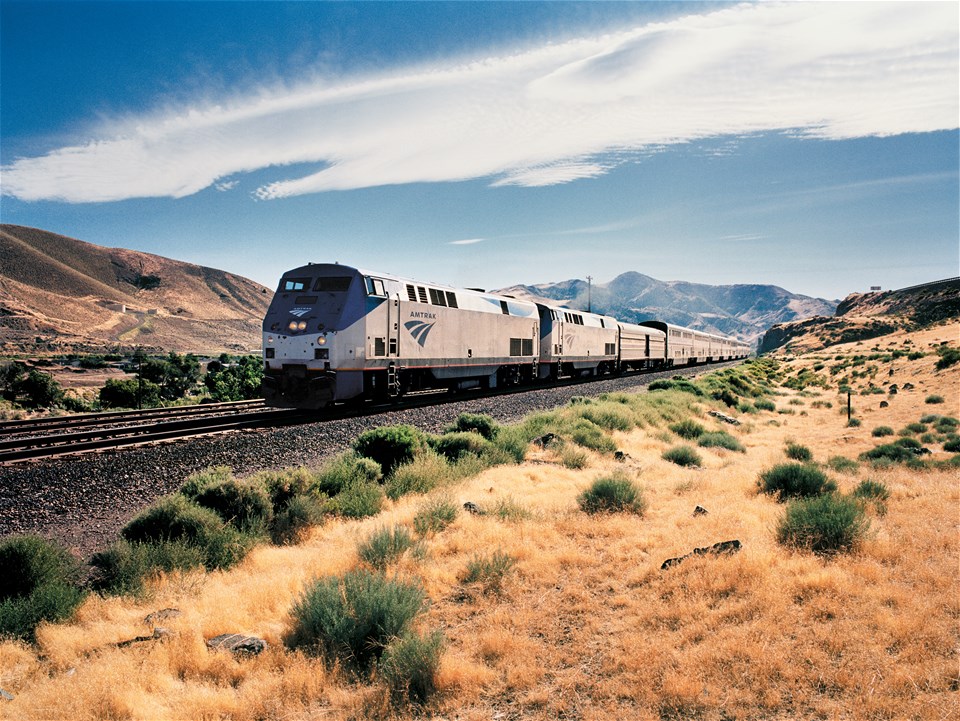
[261,263,751,410]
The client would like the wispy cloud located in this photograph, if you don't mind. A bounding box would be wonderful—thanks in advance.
[3,2,956,203]
[448,238,484,246]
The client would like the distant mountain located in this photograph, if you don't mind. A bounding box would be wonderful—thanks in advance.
[758,278,960,354]
[0,225,272,355]
[498,272,836,345]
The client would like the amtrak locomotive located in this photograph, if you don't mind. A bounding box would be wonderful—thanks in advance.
[262,263,750,410]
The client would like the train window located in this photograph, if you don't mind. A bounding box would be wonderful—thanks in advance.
[510,338,532,356]
[374,338,386,357]
[605,343,616,355]
[406,285,418,301]
[523,339,534,355]
[417,286,428,303]
[365,277,386,296]
[501,301,510,315]
[282,278,308,292]
[576,315,584,325]
[429,288,447,306]
[446,291,458,308]
[314,277,352,292]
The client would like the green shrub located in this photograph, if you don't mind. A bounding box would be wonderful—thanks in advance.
[871,426,894,437]
[386,450,452,500]
[413,497,459,537]
[488,497,532,522]
[569,418,617,452]
[847,418,862,427]
[358,526,415,570]
[90,539,206,596]
[738,402,757,414]
[648,378,704,396]
[490,425,533,463]
[784,442,812,462]
[379,630,445,704]
[287,569,428,671]
[662,445,703,468]
[460,550,516,593]
[669,419,706,439]
[942,437,960,452]
[333,481,385,519]
[776,494,869,554]
[560,446,589,469]
[901,423,928,435]
[853,479,890,514]
[860,438,927,464]
[826,456,859,474]
[578,473,646,515]
[353,425,428,477]
[935,346,960,370]
[576,401,635,432]
[697,431,745,453]
[754,399,776,412]
[271,494,327,546]
[758,463,836,500]
[189,479,273,536]
[445,412,499,440]
[255,467,316,508]
[314,453,383,497]
[431,431,491,462]
[934,416,959,433]
[0,536,86,641]
[925,394,945,405]
[179,466,235,499]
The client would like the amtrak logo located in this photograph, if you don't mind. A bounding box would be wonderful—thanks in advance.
[289,308,311,317]
[405,320,436,347]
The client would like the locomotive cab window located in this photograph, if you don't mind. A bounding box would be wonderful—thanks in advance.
[282,278,309,292]
[429,288,447,306]
[314,276,352,292]
[365,277,387,296]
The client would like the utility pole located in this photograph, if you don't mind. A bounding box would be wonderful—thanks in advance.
[587,275,593,313]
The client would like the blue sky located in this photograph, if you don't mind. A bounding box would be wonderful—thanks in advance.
[2,1,957,301]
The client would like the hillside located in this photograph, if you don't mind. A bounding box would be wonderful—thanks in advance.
[758,277,960,354]
[0,225,272,355]
[499,272,836,344]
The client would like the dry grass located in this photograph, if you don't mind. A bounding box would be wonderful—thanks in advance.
[1,323,957,720]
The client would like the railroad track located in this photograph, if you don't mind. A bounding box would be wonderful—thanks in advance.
[0,400,305,464]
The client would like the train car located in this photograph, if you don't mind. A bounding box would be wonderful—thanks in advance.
[262,264,539,409]
[617,321,668,371]
[638,321,750,365]
[536,304,619,379]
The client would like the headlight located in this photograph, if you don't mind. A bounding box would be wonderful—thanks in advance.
[317,336,327,345]
[288,320,298,332]
[297,320,307,331]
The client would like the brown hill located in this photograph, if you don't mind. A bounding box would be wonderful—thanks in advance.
[0,225,273,355]
[758,277,960,354]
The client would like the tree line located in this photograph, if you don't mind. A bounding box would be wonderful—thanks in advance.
[0,352,264,412]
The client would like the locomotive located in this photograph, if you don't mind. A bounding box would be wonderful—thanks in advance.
[262,263,750,410]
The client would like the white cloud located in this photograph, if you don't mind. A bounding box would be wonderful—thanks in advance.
[2,2,957,203]
[448,238,485,246]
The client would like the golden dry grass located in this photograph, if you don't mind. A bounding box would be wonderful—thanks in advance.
[1,323,957,721]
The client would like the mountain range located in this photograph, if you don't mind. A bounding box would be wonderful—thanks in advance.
[0,225,271,355]
[498,273,837,345]
[1,224,840,355]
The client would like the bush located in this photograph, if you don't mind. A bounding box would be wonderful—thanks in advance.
[826,456,859,474]
[271,494,327,545]
[90,539,206,596]
[860,438,927,464]
[758,463,836,500]
[925,394,945,405]
[578,473,646,514]
[255,467,316,508]
[871,426,895,437]
[934,416,958,433]
[847,418,862,428]
[354,425,428,477]
[901,423,928,435]
[754,399,776,412]
[121,495,252,570]
[314,453,382,497]
[445,412,499,440]
[385,450,452,500]
[379,630,445,704]
[413,497,459,537]
[179,466,235,499]
[358,526,415,570]
[935,346,960,370]
[189,479,274,536]
[944,437,960,453]
[648,379,704,396]
[577,401,635,431]
[776,494,869,554]
[785,442,812,462]
[431,432,491,462]
[333,481,385,519]
[460,550,516,593]
[287,569,428,671]
[669,419,706,439]
[569,418,617,453]
[0,536,86,642]
[662,445,703,467]
[560,446,589,469]
[488,496,532,522]
[853,479,890,510]
[697,431,745,453]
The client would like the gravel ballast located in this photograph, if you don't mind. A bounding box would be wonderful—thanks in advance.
[0,364,737,560]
